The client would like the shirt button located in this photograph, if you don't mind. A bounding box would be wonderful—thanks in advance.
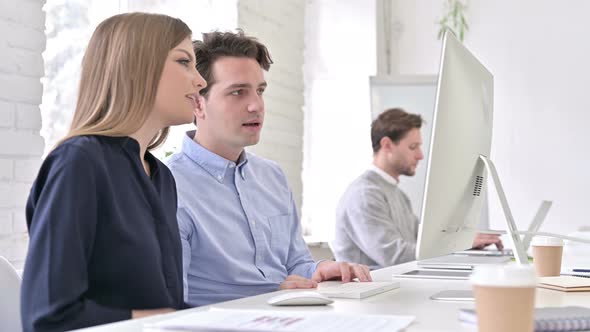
[241,171,245,177]
[229,164,235,168]
[217,175,222,180]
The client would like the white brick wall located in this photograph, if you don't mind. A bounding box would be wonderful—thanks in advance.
[0,0,46,268]
[237,0,305,220]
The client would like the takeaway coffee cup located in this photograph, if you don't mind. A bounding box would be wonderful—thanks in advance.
[470,264,537,332]
[532,236,564,277]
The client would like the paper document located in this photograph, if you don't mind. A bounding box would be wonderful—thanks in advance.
[144,308,414,332]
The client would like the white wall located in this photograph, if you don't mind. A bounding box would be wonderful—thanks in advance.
[0,0,46,267]
[238,0,305,218]
[394,0,590,236]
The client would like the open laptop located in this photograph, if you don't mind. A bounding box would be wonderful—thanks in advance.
[393,269,472,280]
[455,200,552,257]
[417,201,552,271]
[453,248,513,256]
[417,254,511,270]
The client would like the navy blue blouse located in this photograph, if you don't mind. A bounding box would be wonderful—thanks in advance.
[21,135,185,332]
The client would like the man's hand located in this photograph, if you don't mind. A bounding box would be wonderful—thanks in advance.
[472,233,504,250]
[132,308,175,319]
[312,261,372,283]
[279,274,318,290]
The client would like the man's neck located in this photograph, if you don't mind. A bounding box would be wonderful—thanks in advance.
[193,131,243,162]
[372,158,400,182]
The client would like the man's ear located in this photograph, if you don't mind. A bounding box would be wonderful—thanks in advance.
[380,136,395,152]
[194,95,206,120]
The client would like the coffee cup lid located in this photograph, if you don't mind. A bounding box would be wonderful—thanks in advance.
[470,264,537,287]
[532,236,563,247]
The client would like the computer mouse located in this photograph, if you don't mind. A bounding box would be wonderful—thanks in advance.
[267,291,334,306]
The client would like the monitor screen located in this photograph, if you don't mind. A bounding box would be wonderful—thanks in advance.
[416,31,494,260]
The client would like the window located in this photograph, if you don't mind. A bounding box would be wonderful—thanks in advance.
[41,0,237,158]
[301,0,376,240]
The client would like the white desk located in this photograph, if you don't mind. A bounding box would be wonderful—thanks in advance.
[76,261,590,331]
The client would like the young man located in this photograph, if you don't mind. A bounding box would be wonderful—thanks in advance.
[333,108,503,270]
[167,30,371,307]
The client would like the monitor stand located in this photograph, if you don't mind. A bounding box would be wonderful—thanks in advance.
[426,155,530,303]
[427,156,590,301]
[478,155,529,265]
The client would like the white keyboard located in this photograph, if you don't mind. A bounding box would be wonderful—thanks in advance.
[318,281,400,299]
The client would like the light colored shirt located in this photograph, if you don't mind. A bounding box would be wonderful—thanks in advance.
[369,164,398,186]
[166,131,317,306]
[333,168,419,270]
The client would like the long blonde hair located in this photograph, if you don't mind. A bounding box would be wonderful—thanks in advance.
[61,12,191,150]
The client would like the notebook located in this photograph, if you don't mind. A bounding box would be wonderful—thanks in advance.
[317,281,400,299]
[538,276,590,292]
[459,306,590,332]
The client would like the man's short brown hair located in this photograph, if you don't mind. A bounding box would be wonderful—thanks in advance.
[371,108,423,153]
[193,29,273,97]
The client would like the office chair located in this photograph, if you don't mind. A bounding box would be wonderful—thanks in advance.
[0,256,22,332]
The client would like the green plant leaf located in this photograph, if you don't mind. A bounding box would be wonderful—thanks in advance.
[435,0,468,41]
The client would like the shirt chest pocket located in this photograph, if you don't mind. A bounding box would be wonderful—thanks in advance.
[267,214,292,263]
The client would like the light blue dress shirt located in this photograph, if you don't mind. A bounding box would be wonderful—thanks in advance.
[166,131,318,306]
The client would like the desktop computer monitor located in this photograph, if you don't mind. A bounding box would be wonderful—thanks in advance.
[416,31,494,260]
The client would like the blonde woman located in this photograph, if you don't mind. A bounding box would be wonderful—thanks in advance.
[21,13,206,331]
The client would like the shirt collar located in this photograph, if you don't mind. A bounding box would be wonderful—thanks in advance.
[369,164,398,186]
[100,135,160,177]
[181,130,248,183]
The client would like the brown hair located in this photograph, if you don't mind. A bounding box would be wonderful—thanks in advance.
[371,108,423,153]
[60,12,191,150]
[193,29,273,97]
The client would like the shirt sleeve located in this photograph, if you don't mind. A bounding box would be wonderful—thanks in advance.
[176,206,195,303]
[21,145,130,332]
[340,186,416,267]
[283,195,317,279]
